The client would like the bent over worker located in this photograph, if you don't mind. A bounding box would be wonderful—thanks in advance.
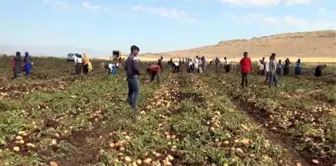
[315,64,327,77]
[147,64,161,83]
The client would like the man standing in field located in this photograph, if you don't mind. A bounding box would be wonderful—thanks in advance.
[158,56,163,71]
[224,57,230,73]
[125,45,141,115]
[240,52,252,88]
[268,53,278,88]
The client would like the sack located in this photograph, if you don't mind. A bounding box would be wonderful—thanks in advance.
[88,62,93,71]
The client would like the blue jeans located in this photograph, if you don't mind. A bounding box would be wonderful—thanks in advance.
[127,76,139,110]
[25,63,32,76]
[268,72,278,88]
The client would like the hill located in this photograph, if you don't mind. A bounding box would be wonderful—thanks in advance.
[147,30,336,62]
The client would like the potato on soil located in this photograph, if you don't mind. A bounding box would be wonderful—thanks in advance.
[49,161,58,166]
[13,146,20,152]
[143,158,152,165]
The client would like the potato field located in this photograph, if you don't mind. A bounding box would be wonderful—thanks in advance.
[0,56,335,166]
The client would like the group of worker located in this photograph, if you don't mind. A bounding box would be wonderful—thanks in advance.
[73,53,92,75]
[240,52,328,88]
[11,51,33,79]
[8,46,330,121]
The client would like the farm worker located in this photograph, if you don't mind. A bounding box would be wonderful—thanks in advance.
[215,57,220,69]
[224,57,230,73]
[74,54,83,75]
[147,64,161,83]
[82,53,90,75]
[12,51,23,79]
[295,59,302,75]
[158,56,163,71]
[168,58,173,68]
[268,53,278,88]
[188,59,194,73]
[257,59,265,76]
[23,52,33,76]
[194,56,199,72]
[276,59,283,76]
[125,45,141,113]
[239,52,252,88]
[264,57,270,84]
[315,64,327,77]
[261,57,266,75]
[283,58,291,76]
[104,63,118,75]
[172,58,180,73]
[88,61,93,72]
[201,56,207,73]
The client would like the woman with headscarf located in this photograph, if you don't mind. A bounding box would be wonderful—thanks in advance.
[12,51,23,78]
[276,59,283,76]
[83,53,90,75]
[283,58,291,76]
[295,58,302,75]
[23,52,33,76]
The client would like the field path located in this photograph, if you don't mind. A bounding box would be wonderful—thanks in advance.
[198,73,312,166]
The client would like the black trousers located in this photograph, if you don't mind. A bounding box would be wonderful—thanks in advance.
[150,71,159,83]
[225,65,230,73]
[241,72,248,88]
[173,64,179,73]
[83,64,89,75]
[76,63,83,75]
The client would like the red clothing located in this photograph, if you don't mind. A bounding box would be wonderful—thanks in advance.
[149,64,161,72]
[240,57,252,73]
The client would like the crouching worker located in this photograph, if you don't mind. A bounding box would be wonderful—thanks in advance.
[172,58,180,73]
[315,64,327,77]
[187,59,194,73]
[147,64,161,83]
[104,63,119,75]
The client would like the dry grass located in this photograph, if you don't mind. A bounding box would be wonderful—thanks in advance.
[160,30,336,59]
[97,30,336,63]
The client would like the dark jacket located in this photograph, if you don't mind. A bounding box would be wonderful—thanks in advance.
[24,55,32,64]
[12,55,23,73]
[125,55,140,77]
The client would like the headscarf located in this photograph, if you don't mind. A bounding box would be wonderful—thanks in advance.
[83,53,89,65]
[16,51,21,57]
[25,52,29,57]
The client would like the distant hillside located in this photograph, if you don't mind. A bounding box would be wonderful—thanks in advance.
[152,30,336,60]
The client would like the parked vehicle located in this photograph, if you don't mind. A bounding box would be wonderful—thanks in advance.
[67,53,76,62]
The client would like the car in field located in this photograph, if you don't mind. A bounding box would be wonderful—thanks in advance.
[67,53,76,62]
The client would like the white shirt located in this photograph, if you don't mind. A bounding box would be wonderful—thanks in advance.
[174,62,179,66]
[224,59,230,66]
[258,61,264,70]
[194,59,199,68]
[265,61,270,72]
[108,63,119,69]
[75,57,83,64]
